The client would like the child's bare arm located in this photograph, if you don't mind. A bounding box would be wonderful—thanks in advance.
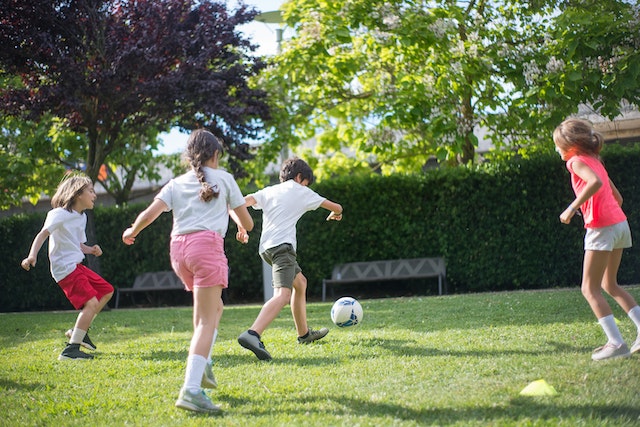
[21,228,50,271]
[122,199,168,245]
[321,199,343,221]
[81,243,103,257]
[229,200,254,244]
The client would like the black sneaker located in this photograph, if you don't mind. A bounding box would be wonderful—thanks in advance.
[58,343,94,360]
[297,327,329,344]
[65,329,96,351]
[238,331,272,360]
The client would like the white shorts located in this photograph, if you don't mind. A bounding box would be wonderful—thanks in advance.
[584,220,632,251]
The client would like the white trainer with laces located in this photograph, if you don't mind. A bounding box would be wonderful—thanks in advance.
[591,342,631,361]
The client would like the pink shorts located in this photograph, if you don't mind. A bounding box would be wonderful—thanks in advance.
[57,264,114,310]
[170,230,229,291]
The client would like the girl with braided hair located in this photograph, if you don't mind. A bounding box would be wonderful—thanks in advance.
[123,129,253,413]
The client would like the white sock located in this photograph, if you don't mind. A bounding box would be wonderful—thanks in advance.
[69,328,87,345]
[598,314,624,346]
[628,306,640,334]
[207,329,218,362]
[184,354,206,394]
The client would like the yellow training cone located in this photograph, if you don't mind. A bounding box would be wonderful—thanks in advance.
[519,379,558,396]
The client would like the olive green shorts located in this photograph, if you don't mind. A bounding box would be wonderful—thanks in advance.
[260,243,302,289]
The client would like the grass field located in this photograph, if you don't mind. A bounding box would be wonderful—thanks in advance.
[2,287,640,427]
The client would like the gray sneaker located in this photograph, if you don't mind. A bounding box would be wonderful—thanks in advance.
[631,337,640,354]
[297,327,329,344]
[591,342,631,361]
[238,331,272,360]
[201,361,217,389]
[175,388,221,414]
[58,343,94,360]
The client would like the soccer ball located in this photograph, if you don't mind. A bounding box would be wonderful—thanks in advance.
[331,297,363,327]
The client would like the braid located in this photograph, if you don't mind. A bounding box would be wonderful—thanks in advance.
[185,129,223,202]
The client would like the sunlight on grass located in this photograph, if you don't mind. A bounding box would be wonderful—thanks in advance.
[1,287,639,426]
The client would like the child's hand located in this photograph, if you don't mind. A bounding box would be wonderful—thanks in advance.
[236,230,249,244]
[559,206,579,224]
[21,256,35,271]
[90,245,103,257]
[122,228,136,245]
[326,211,343,221]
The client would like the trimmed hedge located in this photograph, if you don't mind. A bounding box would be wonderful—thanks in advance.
[2,146,639,311]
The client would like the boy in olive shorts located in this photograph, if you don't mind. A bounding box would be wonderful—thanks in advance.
[237,158,343,360]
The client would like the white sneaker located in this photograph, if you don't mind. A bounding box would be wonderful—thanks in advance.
[630,337,640,354]
[175,388,221,414]
[591,342,631,361]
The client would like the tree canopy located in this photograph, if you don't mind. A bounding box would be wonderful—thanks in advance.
[0,0,270,207]
[255,0,640,177]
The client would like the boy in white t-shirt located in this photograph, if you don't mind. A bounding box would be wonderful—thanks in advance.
[237,158,342,361]
[21,174,114,361]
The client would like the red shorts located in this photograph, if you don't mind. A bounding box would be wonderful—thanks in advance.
[57,264,114,310]
[170,230,229,291]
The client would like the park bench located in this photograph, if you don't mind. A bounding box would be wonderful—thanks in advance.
[114,271,185,308]
[321,257,446,301]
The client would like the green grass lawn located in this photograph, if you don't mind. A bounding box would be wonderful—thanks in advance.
[2,287,640,426]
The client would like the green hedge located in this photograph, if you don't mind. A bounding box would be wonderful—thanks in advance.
[2,146,639,311]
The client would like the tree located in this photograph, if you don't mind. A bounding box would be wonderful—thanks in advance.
[527,0,640,122]
[256,0,638,177]
[0,0,270,196]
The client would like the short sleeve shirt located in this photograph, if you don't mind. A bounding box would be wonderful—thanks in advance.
[156,167,245,237]
[43,208,87,282]
[566,155,626,228]
[251,180,326,253]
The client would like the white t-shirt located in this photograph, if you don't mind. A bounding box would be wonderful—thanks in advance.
[156,167,245,237]
[251,180,326,253]
[42,208,87,282]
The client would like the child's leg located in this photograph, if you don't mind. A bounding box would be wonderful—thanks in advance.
[73,297,100,334]
[290,272,308,337]
[183,286,222,393]
[189,286,222,357]
[582,250,624,345]
[249,287,291,335]
[601,248,639,312]
[581,250,614,319]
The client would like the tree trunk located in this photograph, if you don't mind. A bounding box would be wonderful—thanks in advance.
[84,209,101,275]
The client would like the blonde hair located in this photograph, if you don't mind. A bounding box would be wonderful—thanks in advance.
[51,173,92,212]
[553,118,604,157]
[184,129,224,202]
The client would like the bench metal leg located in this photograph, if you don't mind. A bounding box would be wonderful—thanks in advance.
[322,280,326,302]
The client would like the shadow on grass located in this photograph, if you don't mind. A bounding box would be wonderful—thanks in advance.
[355,338,590,358]
[0,378,47,392]
[237,394,640,425]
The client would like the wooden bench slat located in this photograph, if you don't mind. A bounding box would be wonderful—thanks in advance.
[115,271,184,308]
[322,257,446,301]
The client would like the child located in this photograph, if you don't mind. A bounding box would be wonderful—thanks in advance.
[236,157,342,361]
[122,129,253,414]
[21,173,114,361]
[553,118,640,361]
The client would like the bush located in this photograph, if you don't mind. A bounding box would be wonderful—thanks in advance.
[2,145,639,311]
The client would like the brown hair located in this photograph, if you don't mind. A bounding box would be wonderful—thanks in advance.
[279,157,314,184]
[553,118,604,157]
[184,129,224,202]
[51,173,93,212]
